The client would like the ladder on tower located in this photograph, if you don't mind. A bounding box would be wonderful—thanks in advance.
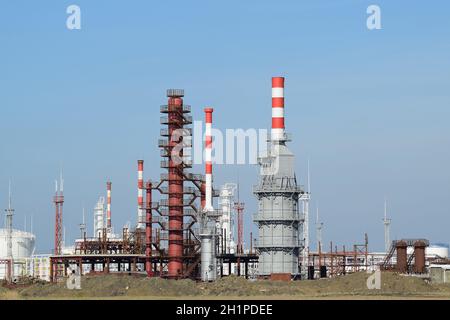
[407,252,416,272]
[382,243,396,269]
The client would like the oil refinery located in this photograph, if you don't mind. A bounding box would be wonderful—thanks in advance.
[1,77,449,285]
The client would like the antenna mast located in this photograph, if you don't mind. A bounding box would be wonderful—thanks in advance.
[383,198,392,252]
[54,170,64,255]
[5,180,15,281]
[80,207,86,238]
[300,159,311,279]
[316,205,323,251]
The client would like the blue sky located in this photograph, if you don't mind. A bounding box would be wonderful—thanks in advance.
[0,1,449,253]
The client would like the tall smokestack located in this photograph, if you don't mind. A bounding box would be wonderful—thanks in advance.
[106,181,112,229]
[271,77,285,141]
[204,108,214,211]
[137,160,144,229]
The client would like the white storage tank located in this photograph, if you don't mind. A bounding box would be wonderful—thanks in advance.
[0,228,35,259]
[426,245,449,259]
[0,228,36,279]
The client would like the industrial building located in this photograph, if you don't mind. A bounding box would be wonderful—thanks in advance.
[1,76,449,284]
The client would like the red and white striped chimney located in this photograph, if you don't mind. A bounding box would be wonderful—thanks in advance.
[204,108,214,211]
[107,181,112,229]
[137,160,144,229]
[271,77,285,141]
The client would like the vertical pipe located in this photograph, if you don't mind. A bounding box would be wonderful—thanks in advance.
[204,108,214,211]
[106,182,112,230]
[396,241,408,273]
[343,245,346,275]
[271,77,285,141]
[414,241,426,274]
[237,205,244,254]
[222,228,225,254]
[330,241,333,276]
[138,160,144,229]
[145,181,153,277]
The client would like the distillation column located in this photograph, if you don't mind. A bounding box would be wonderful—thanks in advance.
[253,77,304,278]
[93,197,105,238]
[219,183,237,255]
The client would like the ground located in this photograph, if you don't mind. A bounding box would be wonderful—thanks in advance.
[1,272,450,300]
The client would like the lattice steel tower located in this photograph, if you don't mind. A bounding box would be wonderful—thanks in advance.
[54,172,64,255]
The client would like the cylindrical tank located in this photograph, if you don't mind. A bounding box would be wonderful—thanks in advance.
[200,232,216,281]
[414,241,426,274]
[0,229,36,279]
[256,194,300,275]
[396,240,408,273]
[167,92,185,278]
[0,229,35,259]
[426,246,449,259]
[93,197,105,238]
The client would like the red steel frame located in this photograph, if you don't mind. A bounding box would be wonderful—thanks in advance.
[54,190,64,255]
[158,89,204,279]
[167,92,185,277]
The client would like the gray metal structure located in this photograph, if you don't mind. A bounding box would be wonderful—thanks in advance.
[199,209,221,281]
[254,139,305,277]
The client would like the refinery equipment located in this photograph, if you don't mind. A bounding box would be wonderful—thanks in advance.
[106,181,112,234]
[79,209,86,239]
[53,174,64,256]
[137,160,145,230]
[3,76,448,286]
[153,89,205,279]
[253,77,309,278]
[299,177,310,279]
[316,206,323,252]
[0,183,36,281]
[383,199,392,253]
[218,183,237,276]
[93,197,105,238]
[48,89,213,281]
[199,108,222,282]
[218,183,237,255]
[0,229,36,279]
[4,181,14,281]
